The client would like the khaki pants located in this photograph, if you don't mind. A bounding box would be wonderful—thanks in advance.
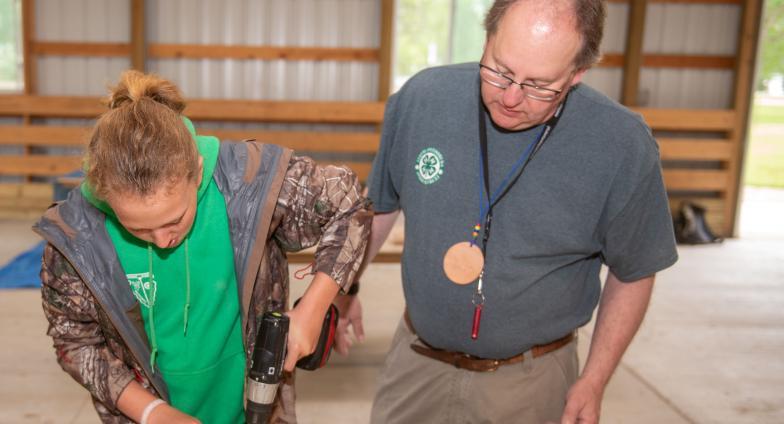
[371,317,578,424]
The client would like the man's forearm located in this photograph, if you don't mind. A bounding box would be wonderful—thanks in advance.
[580,272,654,389]
[354,210,400,277]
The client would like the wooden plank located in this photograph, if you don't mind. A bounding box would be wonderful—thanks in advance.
[21,0,36,95]
[32,42,131,57]
[599,54,624,67]
[0,95,105,117]
[0,96,386,123]
[725,0,763,236]
[621,0,647,106]
[148,44,379,62]
[634,108,736,131]
[0,126,89,146]
[0,182,52,198]
[644,54,736,69]
[0,125,380,152]
[599,54,735,69]
[130,0,146,70]
[0,156,82,176]
[378,0,395,100]
[0,157,370,181]
[184,99,385,123]
[203,130,380,153]
[657,138,733,160]
[662,169,730,191]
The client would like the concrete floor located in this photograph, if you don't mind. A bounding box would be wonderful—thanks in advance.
[1,187,782,423]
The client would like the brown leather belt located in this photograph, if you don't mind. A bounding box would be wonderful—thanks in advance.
[405,311,574,372]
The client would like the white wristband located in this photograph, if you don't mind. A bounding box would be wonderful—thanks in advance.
[140,398,166,424]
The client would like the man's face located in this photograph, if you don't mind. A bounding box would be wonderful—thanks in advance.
[480,1,586,131]
[108,161,202,249]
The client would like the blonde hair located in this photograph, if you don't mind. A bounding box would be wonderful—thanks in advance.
[84,70,199,200]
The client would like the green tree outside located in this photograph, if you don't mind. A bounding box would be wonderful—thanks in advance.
[451,0,493,64]
[759,0,784,89]
[394,0,491,88]
[0,0,22,90]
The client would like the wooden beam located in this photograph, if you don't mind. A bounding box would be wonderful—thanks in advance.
[644,54,736,69]
[634,108,736,131]
[0,126,89,146]
[0,95,386,123]
[21,0,36,95]
[0,95,105,117]
[148,44,379,62]
[662,169,731,191]
[657,138,734,160]
[130,0,146,71]
[31,42,131,57]
[599,54,736,69]
[183,99,386,123]
[20,0,36,183]
[0,155,82,177]
[621,0,647,106]
[725,0,763,236]
[377,0,395,100]
[0,125,381,152]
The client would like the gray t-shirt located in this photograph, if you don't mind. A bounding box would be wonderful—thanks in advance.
[368,63,678,359]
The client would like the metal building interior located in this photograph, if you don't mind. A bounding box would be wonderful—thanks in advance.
[1,0,782,423]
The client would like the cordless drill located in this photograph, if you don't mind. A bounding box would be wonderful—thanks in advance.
[245,303,339,424]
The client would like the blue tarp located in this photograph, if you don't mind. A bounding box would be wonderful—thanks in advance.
[0,241,44,289]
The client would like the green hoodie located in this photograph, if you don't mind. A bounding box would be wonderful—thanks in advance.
[82,118,245,423]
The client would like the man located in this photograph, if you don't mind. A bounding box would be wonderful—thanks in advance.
[337,0,678,423]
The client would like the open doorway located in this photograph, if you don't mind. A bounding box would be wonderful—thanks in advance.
[739,0,784,238]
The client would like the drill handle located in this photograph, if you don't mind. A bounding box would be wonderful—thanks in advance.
[296,302,339,371]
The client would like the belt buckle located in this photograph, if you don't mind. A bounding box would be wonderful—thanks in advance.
[457,353,501,372]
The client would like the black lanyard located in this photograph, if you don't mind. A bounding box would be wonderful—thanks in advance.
[476,89,567,254]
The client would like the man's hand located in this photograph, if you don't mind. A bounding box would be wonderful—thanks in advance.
[333,294,365,355]
[560,376,603,424]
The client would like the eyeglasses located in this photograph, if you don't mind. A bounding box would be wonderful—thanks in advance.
[479,63,571,102]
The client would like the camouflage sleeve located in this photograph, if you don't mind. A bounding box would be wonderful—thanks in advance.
[273,155,372,292]
[39,243,135,412]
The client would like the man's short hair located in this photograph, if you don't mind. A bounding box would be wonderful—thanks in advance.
[484,0,606,70]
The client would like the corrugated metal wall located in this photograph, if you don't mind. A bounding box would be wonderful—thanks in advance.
[582,1,628,103]
[36,0,130,96]
[35,0,380,102]
[33,0,742,109]
[641,3,740,108]
[582,2,741,109]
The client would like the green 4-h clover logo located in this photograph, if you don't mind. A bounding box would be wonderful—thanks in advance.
[127,272,157,308]
[415,148,445,185]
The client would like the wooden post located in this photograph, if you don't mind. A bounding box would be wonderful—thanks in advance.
[130,0,146,71]
[726,0,762,236]
[21,0,36,183]
[621,0,647,106]
[377,0,395,101]
[21,0,36,96]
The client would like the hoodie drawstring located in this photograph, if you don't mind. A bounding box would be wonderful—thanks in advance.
[183,239,191,336]
[146,237,191,373]
[147,244,158,373]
